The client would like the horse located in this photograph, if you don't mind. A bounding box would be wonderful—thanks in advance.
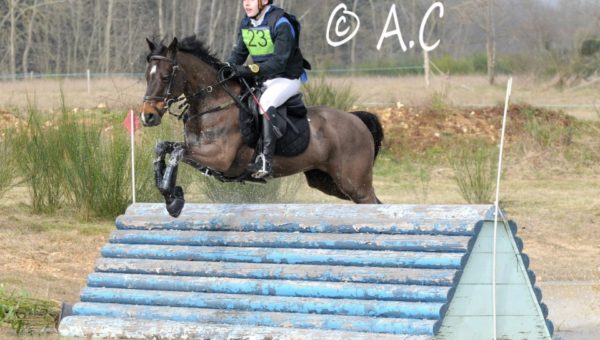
[140,36,383,217]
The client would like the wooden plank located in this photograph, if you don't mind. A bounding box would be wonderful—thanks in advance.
[71,303,438,335]
[86,273,452,302]
[80,287,446,319]
[101,244,466,269]
[95,258,459,286]
[124,203,495,224]
[109,230,472,253]
[59,316,430,340]
[117,215,482,236]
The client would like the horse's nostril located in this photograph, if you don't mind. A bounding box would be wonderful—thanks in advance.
[141,114,154,125]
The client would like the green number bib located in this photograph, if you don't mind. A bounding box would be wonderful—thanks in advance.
[242,28,274,57]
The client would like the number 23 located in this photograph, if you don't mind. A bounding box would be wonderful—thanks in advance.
[248,30,269,48]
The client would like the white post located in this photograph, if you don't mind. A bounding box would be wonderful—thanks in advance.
[87,69,91,94]
[492,77,512,340]
[130,109,137,204]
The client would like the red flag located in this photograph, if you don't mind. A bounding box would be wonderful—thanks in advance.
[123,109,141,135]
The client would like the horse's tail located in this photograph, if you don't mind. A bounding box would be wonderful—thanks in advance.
[351,111,384,160]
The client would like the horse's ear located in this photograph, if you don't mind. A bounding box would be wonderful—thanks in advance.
[146,38,156,52]
[167,38,178,54]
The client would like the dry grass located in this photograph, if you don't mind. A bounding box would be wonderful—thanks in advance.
[2,75,600,120]
[0,77,144,114]
[333,74,600,121]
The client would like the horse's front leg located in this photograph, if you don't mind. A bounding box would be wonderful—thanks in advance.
[154,141,186,218]
[154,141,175,192]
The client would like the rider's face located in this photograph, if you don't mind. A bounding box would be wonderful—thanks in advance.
[243,0,268,18]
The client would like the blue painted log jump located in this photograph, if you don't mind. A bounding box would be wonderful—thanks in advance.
[59,204,553,339]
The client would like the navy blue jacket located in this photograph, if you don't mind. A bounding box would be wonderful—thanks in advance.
[227,6,307,80]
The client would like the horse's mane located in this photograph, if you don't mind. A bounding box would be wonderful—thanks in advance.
[147,35,223,70]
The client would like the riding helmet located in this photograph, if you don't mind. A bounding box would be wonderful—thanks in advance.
[258,0,273,12]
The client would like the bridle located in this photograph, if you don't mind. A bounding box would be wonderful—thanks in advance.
[143,54,243,121]
[143,56,180,108]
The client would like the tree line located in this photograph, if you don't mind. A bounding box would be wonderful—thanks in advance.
[1,0,599,82]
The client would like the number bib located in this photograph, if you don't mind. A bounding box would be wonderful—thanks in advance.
[242,27,275,57]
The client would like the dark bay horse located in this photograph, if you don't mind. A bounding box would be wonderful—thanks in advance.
[140,36,383,217]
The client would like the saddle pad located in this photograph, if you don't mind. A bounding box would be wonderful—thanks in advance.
[239,109,310,157]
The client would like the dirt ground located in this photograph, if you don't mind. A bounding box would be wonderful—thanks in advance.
[1,77,599,338]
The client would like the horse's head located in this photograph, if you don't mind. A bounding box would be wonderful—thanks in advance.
[141,38,185,127]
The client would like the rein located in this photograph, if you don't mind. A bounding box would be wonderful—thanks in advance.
[185,66,244,119]
[144,55,249,121]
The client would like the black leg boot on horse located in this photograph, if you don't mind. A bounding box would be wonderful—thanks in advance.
[249,107,279,179]
[154,141,186,218]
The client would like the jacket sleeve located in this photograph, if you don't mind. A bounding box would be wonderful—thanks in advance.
[256,22,294,78]
[226,26,250,65]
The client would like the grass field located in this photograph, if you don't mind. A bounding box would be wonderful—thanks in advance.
[0,76,599,338]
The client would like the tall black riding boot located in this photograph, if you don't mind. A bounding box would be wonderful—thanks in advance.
[251,107,276,179]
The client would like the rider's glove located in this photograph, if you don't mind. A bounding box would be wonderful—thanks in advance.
[233,65,251,77]
[233,64,260,78]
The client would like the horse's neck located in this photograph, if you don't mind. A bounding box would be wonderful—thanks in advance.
[179,53,240,110]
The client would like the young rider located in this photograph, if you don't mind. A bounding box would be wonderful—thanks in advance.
[227,0,309,179]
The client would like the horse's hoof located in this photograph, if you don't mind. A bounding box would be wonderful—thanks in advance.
[167,198,185,218]
[166,187,185,218]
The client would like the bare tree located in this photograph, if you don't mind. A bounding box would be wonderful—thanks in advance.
[453,0,497,84]
[9,0,17,79]
[486,0,496,85]
[104,0,114,73]
[194,0,203,37]
[22,0,39,75]
[208,0,222,48]
[172,0,178,37]
[0,0,598,78]
[86,0,100,70]
[158,0,165,38]
[350,0,359,73]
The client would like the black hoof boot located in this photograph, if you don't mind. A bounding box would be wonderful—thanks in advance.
[166,186,185,218]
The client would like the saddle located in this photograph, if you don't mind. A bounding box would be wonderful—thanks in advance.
[239,90,311,157]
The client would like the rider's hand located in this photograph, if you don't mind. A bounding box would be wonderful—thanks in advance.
[232,65,252,78]
[232,64,260,78]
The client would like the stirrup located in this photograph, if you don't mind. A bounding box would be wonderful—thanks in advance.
[251,154,270,179]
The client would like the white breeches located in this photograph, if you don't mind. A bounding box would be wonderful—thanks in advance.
[259,77,302,113]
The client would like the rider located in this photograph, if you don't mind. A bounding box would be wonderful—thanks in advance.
[227,0,309,179]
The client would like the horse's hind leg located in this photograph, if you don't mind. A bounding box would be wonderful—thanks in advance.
[304,170,351,201]
[327,162,381,204]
